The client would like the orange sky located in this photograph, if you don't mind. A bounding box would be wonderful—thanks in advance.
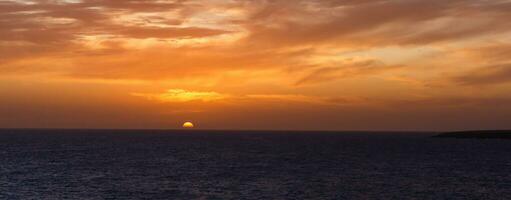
[1,0,511,131]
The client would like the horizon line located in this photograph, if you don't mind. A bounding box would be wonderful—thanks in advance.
[0,127,494,133]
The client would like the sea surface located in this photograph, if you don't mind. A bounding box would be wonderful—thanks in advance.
[0,129,510,199]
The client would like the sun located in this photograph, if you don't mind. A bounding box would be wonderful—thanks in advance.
[182,122,194,128]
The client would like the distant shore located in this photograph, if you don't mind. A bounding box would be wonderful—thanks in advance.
[434,130,511,139]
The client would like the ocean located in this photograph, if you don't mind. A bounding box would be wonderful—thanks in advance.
[0,129,510,199]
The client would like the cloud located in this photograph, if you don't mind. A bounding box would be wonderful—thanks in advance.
[459,43,511,63]
[245,94,365,106]
[116,26,230,39]
[133,88,367,106]
[2,0,511,83]
[242,0,511,47]
[295,59,402,85]
[0,0,228,44]
[132,89,227,102]
[454,63,511,86]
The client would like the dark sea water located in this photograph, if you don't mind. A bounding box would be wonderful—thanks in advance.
[0,129,510,199]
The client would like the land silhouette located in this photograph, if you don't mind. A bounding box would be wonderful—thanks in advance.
[434,130,511,139]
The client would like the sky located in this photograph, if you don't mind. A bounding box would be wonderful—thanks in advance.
[1,0,511,131]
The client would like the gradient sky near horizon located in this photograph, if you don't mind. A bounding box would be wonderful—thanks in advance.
[1,0,511,131]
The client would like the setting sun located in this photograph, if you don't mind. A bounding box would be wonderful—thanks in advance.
[183,122,195,128]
